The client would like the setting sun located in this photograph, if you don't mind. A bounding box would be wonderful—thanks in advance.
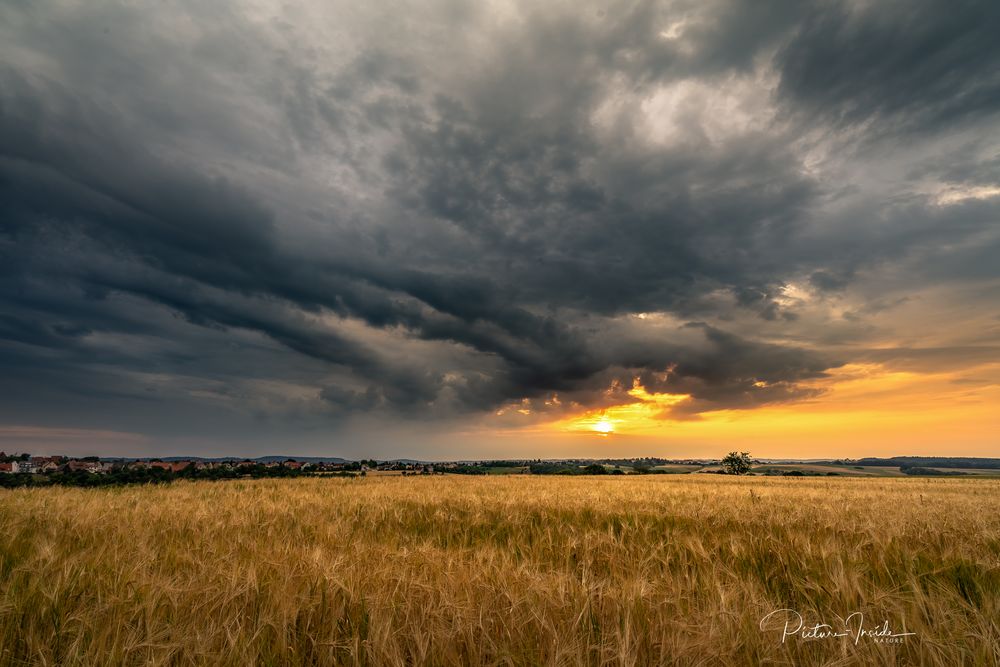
[592,418,615,435]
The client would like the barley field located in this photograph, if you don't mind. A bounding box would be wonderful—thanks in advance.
[1,475,998,666]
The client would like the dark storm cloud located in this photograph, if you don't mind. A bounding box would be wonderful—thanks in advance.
[907,145,1000,187]
[532,321,838,420]
[1,0,998,453]
[775,0,1000,138]
[386,91,819,318]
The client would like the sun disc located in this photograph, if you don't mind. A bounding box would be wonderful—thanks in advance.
[593,419,614,434]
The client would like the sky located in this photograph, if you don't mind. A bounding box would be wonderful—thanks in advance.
[1,0,999,460]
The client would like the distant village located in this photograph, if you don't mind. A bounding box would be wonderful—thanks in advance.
[0,453,713,479]
[0,453,714,478]
[0,453,440,476]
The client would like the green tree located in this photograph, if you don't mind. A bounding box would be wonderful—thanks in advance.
[721,451,753,475]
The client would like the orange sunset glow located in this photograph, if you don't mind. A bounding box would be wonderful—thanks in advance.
[556,379,691,434]
[474,357,1000,459]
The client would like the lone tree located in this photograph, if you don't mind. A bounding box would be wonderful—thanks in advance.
[721,451,753,475]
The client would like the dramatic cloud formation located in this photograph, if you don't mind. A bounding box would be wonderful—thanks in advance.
[1,0,998,458]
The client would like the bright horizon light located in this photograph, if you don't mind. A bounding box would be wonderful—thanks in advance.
[592,418,615,435]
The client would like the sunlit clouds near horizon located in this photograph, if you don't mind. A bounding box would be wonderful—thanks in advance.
[1,0,998,459]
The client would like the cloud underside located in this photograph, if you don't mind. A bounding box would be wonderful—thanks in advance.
[1,0,999,444]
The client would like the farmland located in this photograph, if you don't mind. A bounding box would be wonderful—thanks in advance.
[1,475,998,665]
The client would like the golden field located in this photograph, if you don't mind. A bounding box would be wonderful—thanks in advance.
[1,475,998,666]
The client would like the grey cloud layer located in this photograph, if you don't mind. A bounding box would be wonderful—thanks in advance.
[1,0,998,450]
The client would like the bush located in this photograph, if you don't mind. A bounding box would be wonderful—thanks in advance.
[721,452,753,475]
[900,466,962,476]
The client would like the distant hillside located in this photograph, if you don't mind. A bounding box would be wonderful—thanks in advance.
[88,454,1000,469]
[845,457,1000,470]
[111,455,350,464]
[251,456,350,464]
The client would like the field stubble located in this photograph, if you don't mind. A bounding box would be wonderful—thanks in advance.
[1,475,998,666]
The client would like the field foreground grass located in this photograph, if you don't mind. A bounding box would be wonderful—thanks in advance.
[1,475,999,666]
